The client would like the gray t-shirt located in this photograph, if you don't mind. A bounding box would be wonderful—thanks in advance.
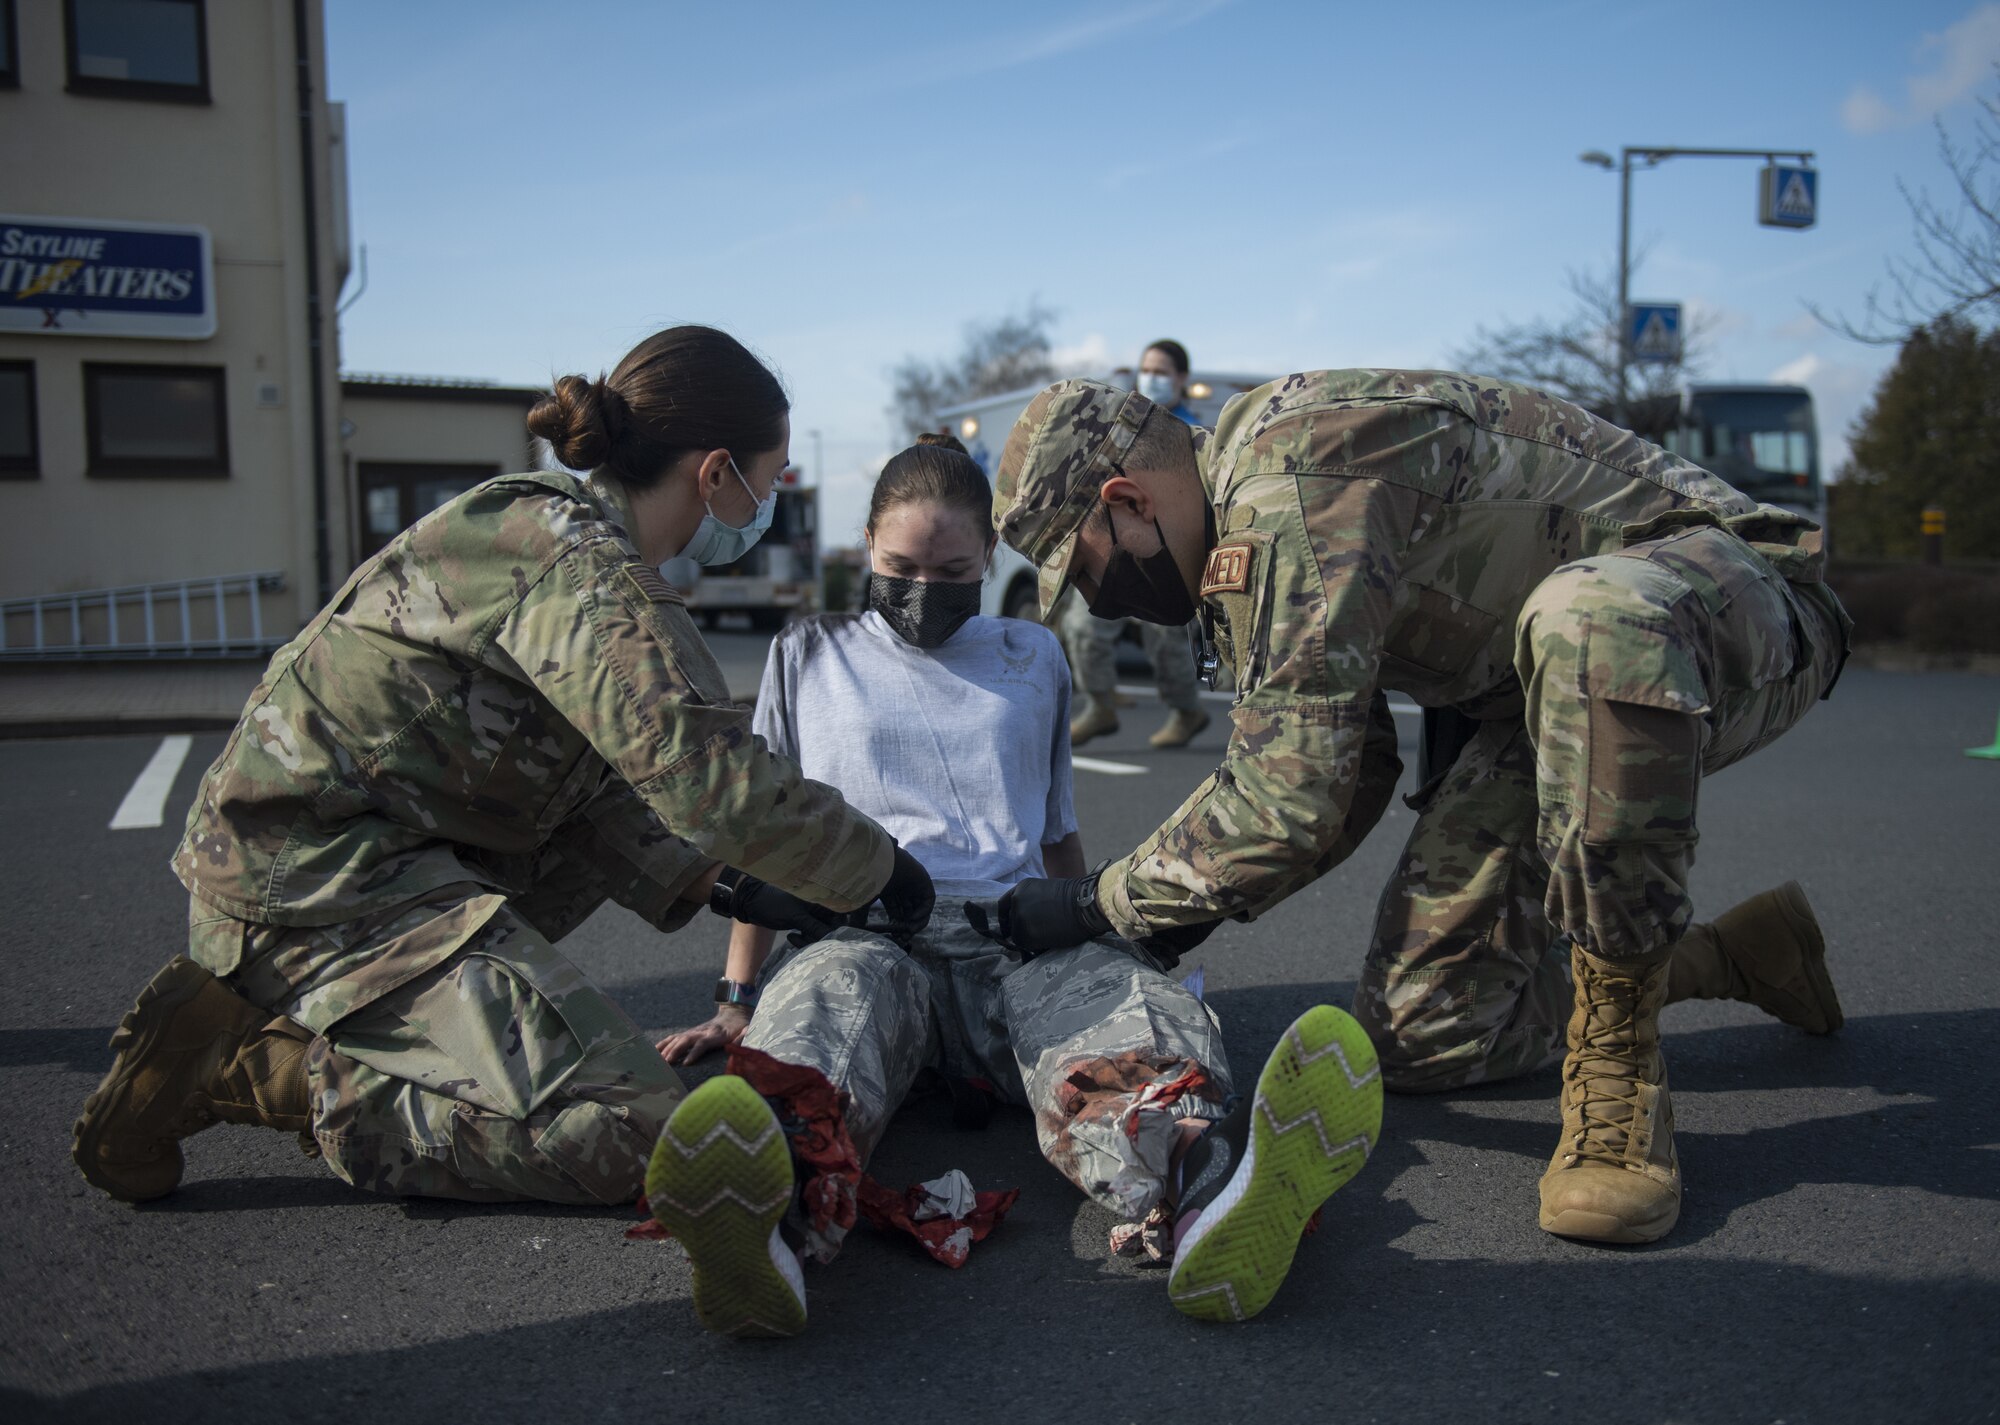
[752,611,1078,898]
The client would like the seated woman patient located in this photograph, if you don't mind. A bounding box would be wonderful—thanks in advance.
[649,434,1384,1335]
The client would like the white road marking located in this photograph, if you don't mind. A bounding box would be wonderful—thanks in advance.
[1072,755,1148,777]
[109,735,193,830]
[1113,684,1424,717]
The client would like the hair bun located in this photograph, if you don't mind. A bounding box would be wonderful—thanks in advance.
[916,430,968,455]
[527,373,625,471]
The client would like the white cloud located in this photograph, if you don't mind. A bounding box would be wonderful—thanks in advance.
[1770,353,1822,385]
[661,0,1238,143]
[1842,4,2000,133]
[1052,332,1111,373]
[1842,88,1900,134]
[1684,296,1752,343]
[1771,311,1826,341]
[1761,352,1893,480]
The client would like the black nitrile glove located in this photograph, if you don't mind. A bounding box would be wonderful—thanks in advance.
[1133,918,1220,965]
[709,867,840,945]
[875,844,936,945]
[964,873,1110,955]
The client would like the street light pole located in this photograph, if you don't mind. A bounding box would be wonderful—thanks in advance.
[1579,144,1814,427]
[1616,149,1633,424]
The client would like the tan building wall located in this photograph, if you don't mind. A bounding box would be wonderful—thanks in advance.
[340,379,539,560]
[0,0,347,636]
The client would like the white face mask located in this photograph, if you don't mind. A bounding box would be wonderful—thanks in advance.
[678,457,776,566]
[1136,371,1178,406]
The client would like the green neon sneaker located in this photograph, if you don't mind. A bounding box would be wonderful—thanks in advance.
[645,1075,806,1338]
[1167,1004,1383,1323]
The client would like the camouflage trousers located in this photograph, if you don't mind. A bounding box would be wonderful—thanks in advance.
[1054,589,1202,712]
[188,883,684,1204]
[743,897,1232,1236]
[1354,526,1850,1093]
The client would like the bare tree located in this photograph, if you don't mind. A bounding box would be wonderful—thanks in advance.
[1814,70,2000,344]
[888,303,1059,439]
[1454,263,1708,419]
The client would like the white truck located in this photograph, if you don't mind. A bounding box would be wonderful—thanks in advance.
[932,368,1273,619]
[660,464,820,630]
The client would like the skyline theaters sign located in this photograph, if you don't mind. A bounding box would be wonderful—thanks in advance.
[0,215,216,339]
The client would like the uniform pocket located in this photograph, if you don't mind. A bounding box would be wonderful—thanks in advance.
[1581,698,1701,843]
[526,1099,654,1206]
[187,907,251,978]
[1382,585,1499,681]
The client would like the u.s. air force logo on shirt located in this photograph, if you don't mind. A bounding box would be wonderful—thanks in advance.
[1201,542,1255,597]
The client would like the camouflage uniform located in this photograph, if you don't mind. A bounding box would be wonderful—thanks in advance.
[994,372,1850,1092]
[744,900,1230,1247]
[1052,589,1203,714]
[172,471,896,1202]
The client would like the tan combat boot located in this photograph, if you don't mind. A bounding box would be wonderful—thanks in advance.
[1539,943,1679,1244]
[1668,881,1842,1034]
[73,957,316,1202]
[1069,697,1120,746]
[1148,708,1212,749]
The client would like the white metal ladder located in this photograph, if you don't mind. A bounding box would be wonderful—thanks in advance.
[0,572,288,660]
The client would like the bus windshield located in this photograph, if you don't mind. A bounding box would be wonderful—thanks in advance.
[1667,389,1819,509]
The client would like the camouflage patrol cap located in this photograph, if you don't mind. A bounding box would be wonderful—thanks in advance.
[992,378,1155,620]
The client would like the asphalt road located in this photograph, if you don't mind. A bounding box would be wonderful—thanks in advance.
[2,665,1996,1424]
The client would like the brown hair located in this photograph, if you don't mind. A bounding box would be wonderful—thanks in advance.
[865,432,993,541]
[526,325,788,489]
[1144,338,1190,376]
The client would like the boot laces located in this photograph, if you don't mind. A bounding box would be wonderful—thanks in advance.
[1564,965,1651,1168]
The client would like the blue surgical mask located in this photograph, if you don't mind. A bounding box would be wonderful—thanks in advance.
[1136,372,1178,406]
[680,457,776,566]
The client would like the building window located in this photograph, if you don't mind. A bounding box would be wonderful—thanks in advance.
[0,361,36,478]
[65,0,210,103]
[85,362,228,477]
[0,0,19,90]
[356,462,498,559]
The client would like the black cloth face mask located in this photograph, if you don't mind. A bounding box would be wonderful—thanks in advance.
[865,572,982,649]
[1085,509,1198,625]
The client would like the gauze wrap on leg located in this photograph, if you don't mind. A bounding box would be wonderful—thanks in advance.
[1001,940,1230,1218]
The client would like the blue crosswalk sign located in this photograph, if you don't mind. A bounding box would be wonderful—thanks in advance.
[1627,303,1682,364]
[1759,165,1817,229]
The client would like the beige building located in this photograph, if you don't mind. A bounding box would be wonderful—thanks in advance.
[0,0,535,657]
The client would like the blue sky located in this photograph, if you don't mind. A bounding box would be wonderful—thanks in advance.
[326,0,2000,544]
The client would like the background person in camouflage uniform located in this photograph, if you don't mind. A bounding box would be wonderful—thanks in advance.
[1059,340,1209,750]
[981,372,1851,1245]
[72,327,935,1208]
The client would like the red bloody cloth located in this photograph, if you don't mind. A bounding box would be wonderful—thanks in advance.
[1120,1066,1211,1140]
[626,1048,1016,1267]
[855,1175,1020,1269]
[726,1044,864,1246]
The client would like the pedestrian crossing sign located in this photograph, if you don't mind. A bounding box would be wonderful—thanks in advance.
[1627,303,1682,364]
[1759,164,1817,229]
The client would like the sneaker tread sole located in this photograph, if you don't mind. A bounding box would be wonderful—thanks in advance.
[1167,1005,1382,1323]
[645,1076,804,1338]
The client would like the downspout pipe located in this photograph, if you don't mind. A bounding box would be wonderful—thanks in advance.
[293,0,332,605]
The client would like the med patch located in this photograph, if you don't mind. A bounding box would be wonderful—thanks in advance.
[1201,542,1256,597]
